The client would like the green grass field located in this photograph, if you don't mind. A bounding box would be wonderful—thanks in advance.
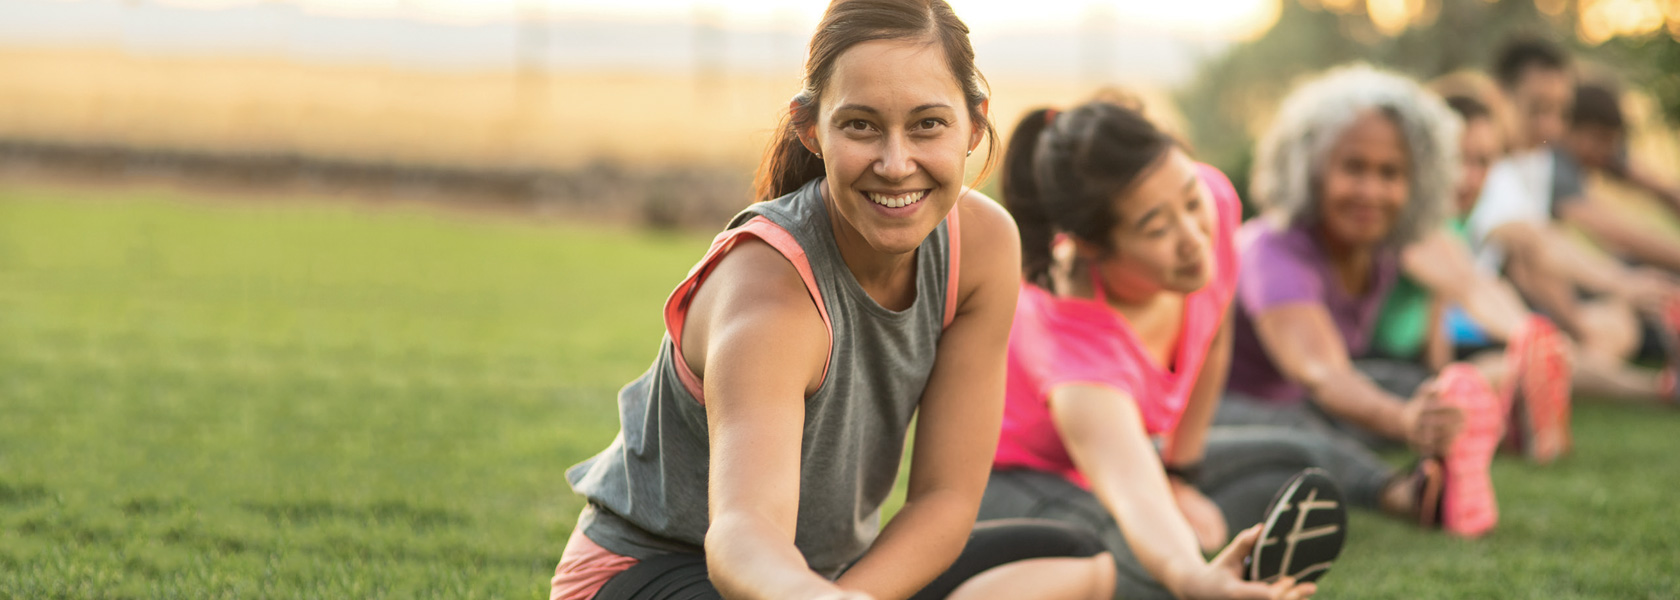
[1,186,1677,598]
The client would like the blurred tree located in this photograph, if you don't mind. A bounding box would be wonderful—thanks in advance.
[1601,34,1680,123]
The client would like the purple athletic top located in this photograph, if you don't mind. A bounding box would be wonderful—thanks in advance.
[1227,219,1400,404]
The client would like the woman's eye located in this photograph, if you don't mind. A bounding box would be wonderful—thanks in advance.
[919,118,944,130]
[845,120,872,132]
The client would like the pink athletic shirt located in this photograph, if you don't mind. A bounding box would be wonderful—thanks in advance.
[992,163,1242,489]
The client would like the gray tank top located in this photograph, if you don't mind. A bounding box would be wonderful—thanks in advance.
[566,178,954,576]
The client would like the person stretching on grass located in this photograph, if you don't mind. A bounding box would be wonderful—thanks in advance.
[1467,37,1680,352]
[1559,81,1680,219]
[1220,65,1506,537]
[553,2,1117,599]
[1373,84,1675,416]
[1364,89,1575,463]
[1473,36,1680,272]
[974,99,1334,600]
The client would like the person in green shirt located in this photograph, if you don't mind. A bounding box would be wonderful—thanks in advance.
[1372,88,1677,463]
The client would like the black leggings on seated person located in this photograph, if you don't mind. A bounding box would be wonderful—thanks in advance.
[590,519,1107,600]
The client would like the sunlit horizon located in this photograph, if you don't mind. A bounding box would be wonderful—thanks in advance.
[137,0,1281,40]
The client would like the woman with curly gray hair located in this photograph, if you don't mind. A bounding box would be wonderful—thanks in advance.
[1219,65,1507,538]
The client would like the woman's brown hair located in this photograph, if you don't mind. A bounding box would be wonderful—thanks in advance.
[1003,102,1176,289]
[752,0,998,202]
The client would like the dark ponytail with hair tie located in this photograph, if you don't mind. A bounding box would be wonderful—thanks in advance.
[1002,108,1060,289]
[756,91,827,203]
[1001,100,1177,289]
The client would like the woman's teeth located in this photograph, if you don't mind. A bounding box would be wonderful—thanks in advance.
[867,190,926,209]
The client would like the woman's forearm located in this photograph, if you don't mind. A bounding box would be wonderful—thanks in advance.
[1423,300,1452,371]
[1053,386,1210,599]
[1303,368,1409,441]
[1090,463,1209,598]
[707,513,847,600]
[1454,278,1527,342]
[834,489,976,599]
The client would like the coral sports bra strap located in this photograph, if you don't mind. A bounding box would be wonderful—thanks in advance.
[943,203,961,329]
[661,216,833,405]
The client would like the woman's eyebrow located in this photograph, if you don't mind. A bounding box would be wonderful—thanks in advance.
[833,103,953,115]
[1135,206,1164,228]
[834,104,879,115]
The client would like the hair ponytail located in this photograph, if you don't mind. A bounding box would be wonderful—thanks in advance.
[1000,100,1176,289]
[753,93,827,202]
[1002,108,1058,288]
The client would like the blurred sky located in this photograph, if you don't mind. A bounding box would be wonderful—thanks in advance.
[6,0,1283,84]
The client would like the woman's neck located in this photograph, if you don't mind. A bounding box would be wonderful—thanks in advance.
[1315,224,1377,296]
[824,185,920,310]
[1056,257,1176,329]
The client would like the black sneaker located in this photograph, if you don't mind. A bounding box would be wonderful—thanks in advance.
[1245,468,1348,584]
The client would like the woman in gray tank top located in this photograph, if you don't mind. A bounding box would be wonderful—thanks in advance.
[553,2,1114,599]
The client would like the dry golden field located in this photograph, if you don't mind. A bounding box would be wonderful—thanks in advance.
[0,44,1179,175]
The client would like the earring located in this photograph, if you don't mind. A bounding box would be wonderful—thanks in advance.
[815,151,822,159]
[967,150,973,156]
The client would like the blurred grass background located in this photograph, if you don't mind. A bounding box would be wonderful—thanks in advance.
[2,185,1676,598]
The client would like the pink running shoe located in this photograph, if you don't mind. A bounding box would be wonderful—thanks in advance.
[1503,316,1572,464]
[1657,297,1680,406]
[1433,364,1502,538]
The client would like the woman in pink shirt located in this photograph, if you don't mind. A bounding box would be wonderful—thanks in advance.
[977,100,1330,600]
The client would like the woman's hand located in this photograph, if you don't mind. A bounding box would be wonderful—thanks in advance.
[1399,381,1463,457]
[1172,526,1317,600]
[1171,479,1229,554]
[1622,267,1680,315]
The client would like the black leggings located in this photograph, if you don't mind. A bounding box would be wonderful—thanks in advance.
[977,427,1347,600]
[591,519,1105,600]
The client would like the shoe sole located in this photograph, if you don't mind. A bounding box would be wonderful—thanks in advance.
[1247,468,1348,584]
[1436,364,1501,538]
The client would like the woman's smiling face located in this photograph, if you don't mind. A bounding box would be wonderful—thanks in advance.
[805,37,984,256]
[1316,109,1411,249]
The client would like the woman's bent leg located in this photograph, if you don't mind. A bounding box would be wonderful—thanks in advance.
[976,469,1176,600]
[591,553,720,600]
[1214,396,1396,512]
[916,519,1111,600]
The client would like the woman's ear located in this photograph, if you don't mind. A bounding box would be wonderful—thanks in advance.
[970,99,990,154]
[794,99,821,156]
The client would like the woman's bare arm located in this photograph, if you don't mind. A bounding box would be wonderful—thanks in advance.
[1423,298,1451,371]
[1052,384,1309,600]
[1250,304,1460,455]
[1165,315,1233,551]
[1619,163,1680,216]
[1559,200,1680,273]
[689,240,850,600]
[1052,383,1209,595]
[1250,305,1408,439]
[1399,229,1525,341]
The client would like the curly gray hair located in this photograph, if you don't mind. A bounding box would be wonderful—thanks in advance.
[1250,64,1460,247]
